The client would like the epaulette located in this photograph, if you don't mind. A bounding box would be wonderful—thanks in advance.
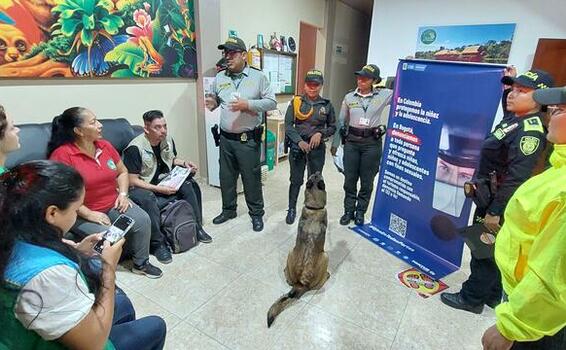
[523,115,545,134]
[250,66,262,71]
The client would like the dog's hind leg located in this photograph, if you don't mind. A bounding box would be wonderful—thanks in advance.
[311,252,330,290]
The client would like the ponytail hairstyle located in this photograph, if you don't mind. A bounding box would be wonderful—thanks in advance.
[0,160,103,298]
[47,107,88,157]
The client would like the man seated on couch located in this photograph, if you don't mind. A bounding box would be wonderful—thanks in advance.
[124,110,212,264]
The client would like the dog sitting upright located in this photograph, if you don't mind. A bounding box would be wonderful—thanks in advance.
[267,172,330,327]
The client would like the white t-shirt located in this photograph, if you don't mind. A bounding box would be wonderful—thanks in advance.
[14,265,95,340]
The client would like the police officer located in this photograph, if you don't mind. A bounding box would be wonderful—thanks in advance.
[331,64,392,226]
[441,69,555,314]
[285,69,336,224]
[205,37,277,232]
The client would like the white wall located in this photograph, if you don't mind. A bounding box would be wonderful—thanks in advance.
[368,0,566,78]
[327,1,370,108]
[0,80,199,161]
[220,0,326,50]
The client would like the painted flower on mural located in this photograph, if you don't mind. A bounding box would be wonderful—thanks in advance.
[126,8,153,44]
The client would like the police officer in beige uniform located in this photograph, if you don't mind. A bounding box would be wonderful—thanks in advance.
[205,37,277,232]
[331,64,392,226]
[284,69,336,225]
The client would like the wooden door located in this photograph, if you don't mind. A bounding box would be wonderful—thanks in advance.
[297,22,318,95]
[532,39,566,87]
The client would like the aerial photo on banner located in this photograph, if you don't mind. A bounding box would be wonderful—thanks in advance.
[415,23,516,64]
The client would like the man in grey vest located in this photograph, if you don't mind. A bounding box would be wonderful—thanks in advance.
[331,64,392,226]
[124,110,212,264]
[205,36,277,232]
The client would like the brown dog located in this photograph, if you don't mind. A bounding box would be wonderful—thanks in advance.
[267,172,329,327]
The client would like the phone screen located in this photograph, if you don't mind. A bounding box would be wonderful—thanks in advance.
[93,215,134,253]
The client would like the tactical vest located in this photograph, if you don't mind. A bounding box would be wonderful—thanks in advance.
[126,134,176,183]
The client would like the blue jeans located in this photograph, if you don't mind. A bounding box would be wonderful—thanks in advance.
[110,289,166,350]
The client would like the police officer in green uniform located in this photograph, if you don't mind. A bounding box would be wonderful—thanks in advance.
[331,64,392,226]
[441,69,555,314]
[205,37,277,232]
[284,69,336,224]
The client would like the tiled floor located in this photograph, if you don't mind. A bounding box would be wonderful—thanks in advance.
[116,152,496,350]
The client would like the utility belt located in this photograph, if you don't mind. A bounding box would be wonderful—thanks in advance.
[340,125,386,144]
[219,126,264,144]
[463,171,498,209]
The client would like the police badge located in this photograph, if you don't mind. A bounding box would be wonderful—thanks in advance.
[319,106,327,115]
[520,136,540,156]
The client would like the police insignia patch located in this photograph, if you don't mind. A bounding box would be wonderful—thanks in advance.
[319,106,326,115]
[520,136,540,156]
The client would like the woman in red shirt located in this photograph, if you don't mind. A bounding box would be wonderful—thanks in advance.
[47,107,162,279]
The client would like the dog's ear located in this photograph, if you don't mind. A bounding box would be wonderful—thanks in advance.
[306,179,314,189]
[317,180,326,191]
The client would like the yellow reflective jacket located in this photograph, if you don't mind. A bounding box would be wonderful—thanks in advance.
[495,144,566,341]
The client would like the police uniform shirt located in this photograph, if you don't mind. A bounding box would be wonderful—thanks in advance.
[340,88,393,129]
[285,95,336,145]
[478,113,547,216]
[212,64,277,133]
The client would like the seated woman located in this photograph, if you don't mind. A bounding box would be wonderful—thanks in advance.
[482,86,566,350]
[0,105,21,173]
[0,160,166,349]
[47,107,162,278]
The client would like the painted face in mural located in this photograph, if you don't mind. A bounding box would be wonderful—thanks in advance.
[145,117,168,144]
[0,24,30,65]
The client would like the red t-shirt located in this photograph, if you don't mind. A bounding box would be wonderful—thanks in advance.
[50,140,121,212]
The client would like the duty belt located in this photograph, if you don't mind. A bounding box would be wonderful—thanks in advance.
[348,126,375,138]
[220,129,256,142]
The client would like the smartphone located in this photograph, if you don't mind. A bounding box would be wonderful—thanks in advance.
[93,215,135,254]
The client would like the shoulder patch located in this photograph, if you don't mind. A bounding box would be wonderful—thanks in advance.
[520,136,540,156]
[523,116,544,133]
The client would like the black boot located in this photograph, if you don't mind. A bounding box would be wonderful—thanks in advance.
[212,212,236,224]
[340,212,354,226]
[286,208,297,225]
[354,212,365,226]
[197,227,212,243]
[440,292,484,314]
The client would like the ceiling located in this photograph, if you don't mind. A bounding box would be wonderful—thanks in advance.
[340,0,374,16]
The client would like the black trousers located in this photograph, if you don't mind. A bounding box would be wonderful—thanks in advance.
[460,206,503,306]
[219,135,264,217]
[129,178,203,249]
[288,143,326,210]
[511,327,566,350]
[343,140,382,214]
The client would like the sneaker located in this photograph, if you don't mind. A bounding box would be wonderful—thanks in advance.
[152,245,172,264]
[132,261,163,279]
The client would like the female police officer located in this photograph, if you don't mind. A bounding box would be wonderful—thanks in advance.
[284,69,336,225]
[331,64,392,226]
[441,69,554,314]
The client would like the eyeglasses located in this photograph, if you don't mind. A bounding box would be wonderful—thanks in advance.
[548,105,566,117]
[223,50,242,58]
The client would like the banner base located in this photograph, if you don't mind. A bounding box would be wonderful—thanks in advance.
[352,223,459,279]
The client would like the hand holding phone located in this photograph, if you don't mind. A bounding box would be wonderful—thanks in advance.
[93,215,135,254]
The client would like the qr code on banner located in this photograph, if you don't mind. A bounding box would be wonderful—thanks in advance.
[389,213,407,238]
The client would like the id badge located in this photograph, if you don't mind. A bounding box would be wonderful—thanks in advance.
[359,117,370,127]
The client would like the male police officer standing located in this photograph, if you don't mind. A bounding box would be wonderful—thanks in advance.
[205,37,276,232]
[284,69,336,224]
[331,64,392,226]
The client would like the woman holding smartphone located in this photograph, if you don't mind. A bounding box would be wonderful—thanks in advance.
[47,107,161,278]
[0,160,166,349]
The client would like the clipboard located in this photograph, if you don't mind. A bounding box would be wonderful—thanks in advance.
[459,223,496,259]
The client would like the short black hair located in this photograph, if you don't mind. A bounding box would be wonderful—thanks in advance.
[0,105,7,139]
[143,110,165,124]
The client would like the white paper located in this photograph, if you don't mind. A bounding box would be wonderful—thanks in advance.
[158,166,192,191]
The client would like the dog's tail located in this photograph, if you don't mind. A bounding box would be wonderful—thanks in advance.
[267,286,307,328]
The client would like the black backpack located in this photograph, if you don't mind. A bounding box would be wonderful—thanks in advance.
[160,200,198,253]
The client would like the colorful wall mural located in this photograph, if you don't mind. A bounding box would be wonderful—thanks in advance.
[0,0,197,78]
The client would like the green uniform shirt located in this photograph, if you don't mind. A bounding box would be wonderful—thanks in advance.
[212,64,277,133]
